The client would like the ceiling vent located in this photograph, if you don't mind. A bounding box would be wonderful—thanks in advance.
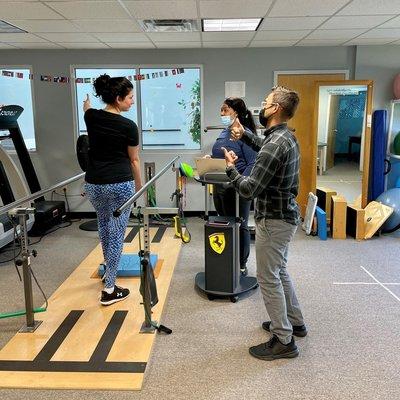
[140,19,199,32]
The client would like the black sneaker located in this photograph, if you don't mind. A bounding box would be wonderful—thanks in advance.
[262,321,308,337]
[100,286,130,306]
[240,266,248,276]
[249,335,299,361]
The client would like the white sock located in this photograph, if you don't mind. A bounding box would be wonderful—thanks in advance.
[104,286,114,294]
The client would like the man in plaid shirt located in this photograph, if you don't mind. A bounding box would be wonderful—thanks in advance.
[222,86,307,361]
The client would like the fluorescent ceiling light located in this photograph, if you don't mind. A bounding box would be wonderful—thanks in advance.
[202,18,262,32]
[0,20,26,33]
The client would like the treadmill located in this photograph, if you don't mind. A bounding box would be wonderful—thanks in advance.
[0,105,65,243]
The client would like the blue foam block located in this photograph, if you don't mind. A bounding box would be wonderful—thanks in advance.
[98,254,158,277]
[369,109,388,201]
[315,206,327,241]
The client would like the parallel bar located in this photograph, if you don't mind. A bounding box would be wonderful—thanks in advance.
[89,311,127,364]
[114,156,179,217]
[0,172,85,216]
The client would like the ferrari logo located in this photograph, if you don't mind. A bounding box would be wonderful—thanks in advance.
[209,232,226,254]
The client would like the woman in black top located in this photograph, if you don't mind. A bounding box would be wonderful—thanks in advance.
[83,74,142,305]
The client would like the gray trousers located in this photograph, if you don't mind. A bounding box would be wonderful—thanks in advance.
[255,219,304,344]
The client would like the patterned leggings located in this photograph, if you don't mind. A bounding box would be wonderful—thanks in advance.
[85,181,135,288]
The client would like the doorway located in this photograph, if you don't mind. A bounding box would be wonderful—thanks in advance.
[314,81,373,208]
[276,72,347,215]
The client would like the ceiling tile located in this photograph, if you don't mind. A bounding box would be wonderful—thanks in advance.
[254,30,310,40]
[0,2,63,19]
[36,32,100,42]
[62,42,110,49]
[9,42,64,49]
[73,19,141,33]
[380,16,400,28]
[297,39,346,46]
[249,40,297,47]
[7,20,83,33]
[147,32,200,42]
[358,28,400,38]
[260,17,327,30]
[269,0,349,17]
[338,0,400,15]
[0,33,48,42]
[106,42,156,49]
[45,1,129,19]
[203,41,250,48]
[155,41,201,48]
[124,1,198,19]
[0,43,18,49]
[307,29,366,39]
[202,31,255,41]
[92,32,150,42]
[345,38,397,45]
[199,0,273,18]
[320,15,393,29]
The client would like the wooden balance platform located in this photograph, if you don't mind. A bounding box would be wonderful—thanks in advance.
[0,226,181,390]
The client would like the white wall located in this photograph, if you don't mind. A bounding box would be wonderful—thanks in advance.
[1,46,356,210]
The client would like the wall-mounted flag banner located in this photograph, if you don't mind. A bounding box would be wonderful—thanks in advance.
[40,75,52,82]
[54,76,70,83]
[0,67,186,85]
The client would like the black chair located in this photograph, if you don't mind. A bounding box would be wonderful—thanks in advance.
[348,135,361,160]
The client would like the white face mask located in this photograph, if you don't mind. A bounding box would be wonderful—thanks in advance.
[221,115,233,127]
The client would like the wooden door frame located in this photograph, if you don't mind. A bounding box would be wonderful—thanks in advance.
[273,70,350,86]
[313,80,374,208]
[275,71,349,216]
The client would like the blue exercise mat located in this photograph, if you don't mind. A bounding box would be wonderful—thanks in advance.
[98,254,158,277]
[369,110,388,201]
[315,206,327,240]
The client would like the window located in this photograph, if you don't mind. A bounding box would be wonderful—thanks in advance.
[74,68,138,136]
[140,67,201,150]
[73,66,202,151]
[0,67,36,150]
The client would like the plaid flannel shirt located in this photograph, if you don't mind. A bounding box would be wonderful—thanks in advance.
[226,123,300,225]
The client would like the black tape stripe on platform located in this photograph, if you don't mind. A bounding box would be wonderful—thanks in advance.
[34,310,83,362]
[0,310,146,373]
[90,310,127,363]
[0,360,146,373]
[151,226,167,243]
[124,225,140,242]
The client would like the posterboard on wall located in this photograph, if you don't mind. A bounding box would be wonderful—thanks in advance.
[225,81,245,98]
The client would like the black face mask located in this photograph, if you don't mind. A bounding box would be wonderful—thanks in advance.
[259,108,268,128]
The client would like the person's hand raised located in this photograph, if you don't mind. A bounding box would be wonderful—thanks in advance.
[83,94,91,112]
[230,117,245,141]
[221,147,238,168]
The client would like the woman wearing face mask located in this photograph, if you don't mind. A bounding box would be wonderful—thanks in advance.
[211,97,257,276]
[83,74,142,306]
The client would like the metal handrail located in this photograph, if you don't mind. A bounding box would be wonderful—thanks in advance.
[0,172,85,215]
[113,155,180,217]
